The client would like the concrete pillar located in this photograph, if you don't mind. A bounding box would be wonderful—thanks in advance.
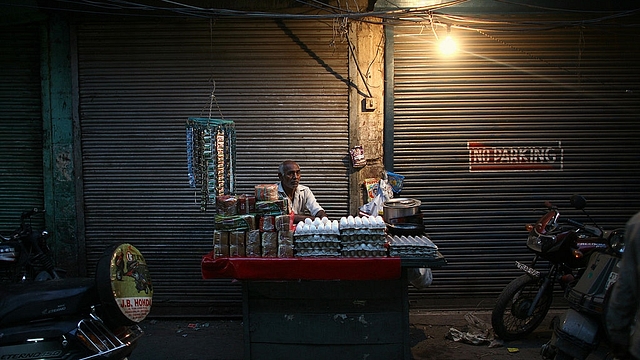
[348,17,385,215]
[41,15,79,275]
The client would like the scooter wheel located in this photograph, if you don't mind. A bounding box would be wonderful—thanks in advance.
[491,274,553,341]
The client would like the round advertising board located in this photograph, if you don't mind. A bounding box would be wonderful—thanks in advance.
[96,243,153,325]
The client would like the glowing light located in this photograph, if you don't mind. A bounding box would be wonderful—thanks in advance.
[439,35,457,56]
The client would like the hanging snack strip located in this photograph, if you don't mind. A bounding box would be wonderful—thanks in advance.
[186,118,236,211]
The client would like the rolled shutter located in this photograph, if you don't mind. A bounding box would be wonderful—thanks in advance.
[391,20,640,307]
[76,18,349,315]
[0,23,44,232]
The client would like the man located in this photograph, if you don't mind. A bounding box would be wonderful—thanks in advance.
[606,211,640,360]
[277,160,326,223]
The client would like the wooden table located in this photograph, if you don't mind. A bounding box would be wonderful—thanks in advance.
[202,255,445,360]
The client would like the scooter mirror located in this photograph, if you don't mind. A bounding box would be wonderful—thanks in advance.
[570,194,587,210]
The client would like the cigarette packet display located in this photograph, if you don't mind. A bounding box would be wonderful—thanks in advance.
[278,230,294,258]
[278,230,293,246]
[275,214,292,232]
[278,244,293,258]
[213,230,230,258]
[230,230,246,257]
[254,184,279,201]
[255,200,286,214]
[259,215,276,232]
[261,231,278,257]
[215,214,255,231]
[216,195,238,216]
[237,194,256,214]
[245,230,261,257]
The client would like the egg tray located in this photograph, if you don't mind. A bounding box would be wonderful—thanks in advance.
[294,240,342,249]
[341,250,388,258]
[387,234,439,258]
[340,233,386,243]
[294,250,341,257]
[294,234,340,241]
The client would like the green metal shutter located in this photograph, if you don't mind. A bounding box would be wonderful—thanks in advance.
[0,23,44,232]
[390,21,640,308]
[76,18,349,316]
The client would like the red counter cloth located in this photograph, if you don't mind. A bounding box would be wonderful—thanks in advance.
[201,253,402,281]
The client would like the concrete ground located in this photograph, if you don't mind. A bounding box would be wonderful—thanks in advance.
[129,310,613,360]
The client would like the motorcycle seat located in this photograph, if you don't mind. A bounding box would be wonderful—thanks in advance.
[0,278,98,326]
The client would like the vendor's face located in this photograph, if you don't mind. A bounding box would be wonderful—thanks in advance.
[279,162,301,191]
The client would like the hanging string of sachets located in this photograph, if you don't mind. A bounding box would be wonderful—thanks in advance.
[186,118,236,211]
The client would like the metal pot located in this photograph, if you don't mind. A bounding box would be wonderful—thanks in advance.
[382,198,422,222]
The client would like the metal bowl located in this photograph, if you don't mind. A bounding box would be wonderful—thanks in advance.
[383,198,422,222]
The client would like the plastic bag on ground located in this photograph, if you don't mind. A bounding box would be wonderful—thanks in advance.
[407,267,433,289]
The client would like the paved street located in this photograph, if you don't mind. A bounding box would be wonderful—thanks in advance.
[129,310,613,360]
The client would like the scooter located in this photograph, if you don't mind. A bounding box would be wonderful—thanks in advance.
[0,241,153,359]
[540,231,625,360]
[491,195,622,340]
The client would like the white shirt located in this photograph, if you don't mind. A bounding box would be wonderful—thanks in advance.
[276,182,324,217]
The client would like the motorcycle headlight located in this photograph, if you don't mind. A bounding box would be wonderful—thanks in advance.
[527,232,556,253]
[527,233,543,252]
[609,229,625,255]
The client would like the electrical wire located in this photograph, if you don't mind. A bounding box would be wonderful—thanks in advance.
[4,0,639,30]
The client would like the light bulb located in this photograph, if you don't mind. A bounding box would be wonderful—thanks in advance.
[439,35,457,56]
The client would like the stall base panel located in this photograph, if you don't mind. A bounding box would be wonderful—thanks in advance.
[249,343,405,360]
[248,311,404,343]
[243,279,410,360]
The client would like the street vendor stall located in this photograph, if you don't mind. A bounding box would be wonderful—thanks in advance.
[189,146,445,360]
[202,230,445,360]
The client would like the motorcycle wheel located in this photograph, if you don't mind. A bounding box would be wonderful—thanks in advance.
[491,274,553,341]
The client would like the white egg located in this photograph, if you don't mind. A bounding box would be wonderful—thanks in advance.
[331,220,340,233]
[354,217,363,228]
[362,217,370,228]
[304,217,313,225]
[303,223,311,234]
[321,216,329,224]
[339,217,348,229]
[313,217,322,227]
[317,222,325,233]
[295,222,304,234]
[347,216,355,226]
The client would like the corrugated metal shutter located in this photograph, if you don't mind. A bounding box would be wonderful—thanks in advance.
[0,23,44,232]
[76,18,349,315]
[391,21,640,308]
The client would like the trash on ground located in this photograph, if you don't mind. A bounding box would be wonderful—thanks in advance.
[445,312,498,347]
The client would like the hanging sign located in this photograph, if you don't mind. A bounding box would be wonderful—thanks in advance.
[468,141,563,172]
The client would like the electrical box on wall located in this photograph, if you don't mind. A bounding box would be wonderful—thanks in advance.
[362,97,376,112]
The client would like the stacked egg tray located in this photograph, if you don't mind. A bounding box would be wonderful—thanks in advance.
[339,215,388,258]
[293,217,341,257]
[293,216,389,258]
[387,234,438,258]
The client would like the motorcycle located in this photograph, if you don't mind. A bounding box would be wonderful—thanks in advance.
[0,208,61,282]
[540,233,625,360]
[0,210,153,359]
[491,195,622,341]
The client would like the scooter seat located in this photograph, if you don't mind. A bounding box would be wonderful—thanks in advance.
[0,278,98,326]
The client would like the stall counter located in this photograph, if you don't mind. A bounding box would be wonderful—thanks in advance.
[201,254,445,360]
